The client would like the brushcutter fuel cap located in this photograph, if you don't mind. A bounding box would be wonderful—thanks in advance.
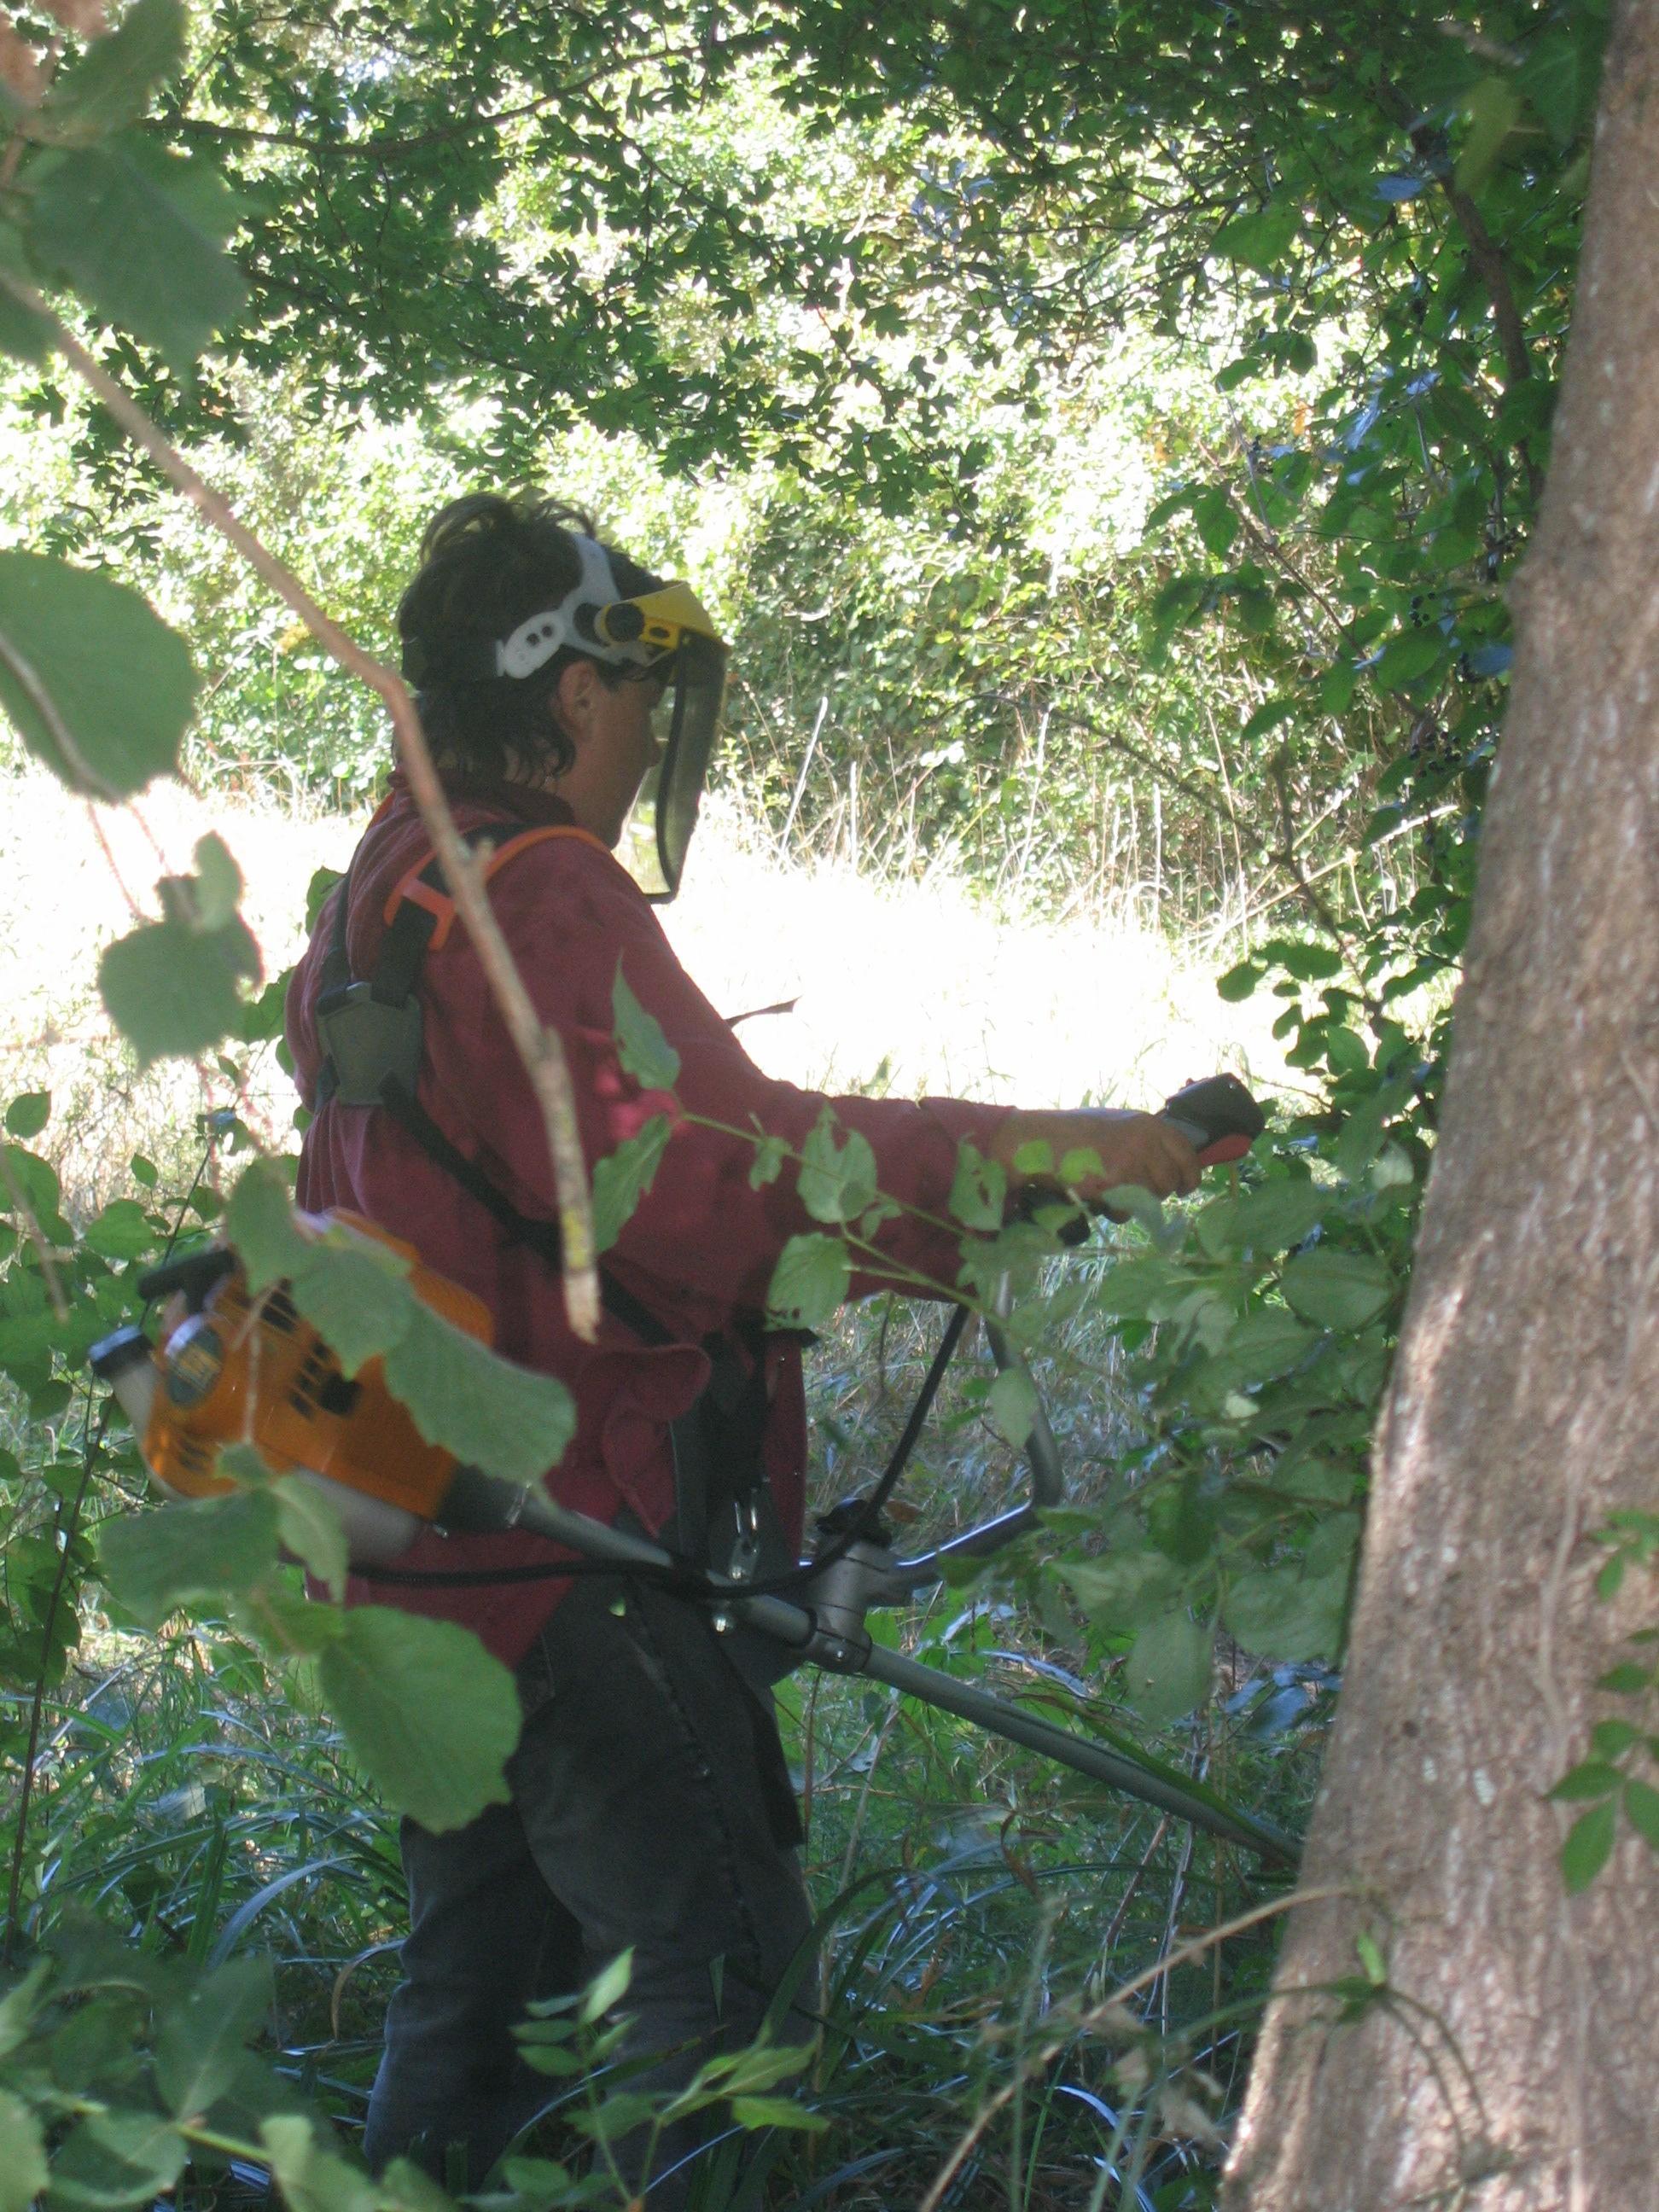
[1160,1074,1266,1166]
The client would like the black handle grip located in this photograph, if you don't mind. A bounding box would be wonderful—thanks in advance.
[1160,1074,1266,1165]
[136,1245,236,1312]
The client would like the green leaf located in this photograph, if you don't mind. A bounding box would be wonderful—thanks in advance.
[258,2117,376,2212]
[1215,960,1264,1003]
[190,833,244,930]
[1214,198,1300,273]
[0,1141,72,1247]
[612,962,680,1089]
[948,1141,1005,1231]
[696,2040,814,2096]
[1354,1932,1387,1988]
[1373,626,1446,690]
[1598,1662,1653,1695]
[272,1476,350,1603]
[1334,1075,1413,1185]
[377,2161,457,2212]
[1518,20,1596,151]
[318,1607,520,1832]
[577,1950,633,2025]
[797,1109,878,1225]
[82,1199,156,1260]
[0,2090,47,2212]
[591,1114,672,1253]
[1222,1562,1348,1662]
[766,1232,849,1329]
[572,2093,660,2143]
[1011,1140,1053,1175]
[381,1303,575,1482]
[1280,1249,1394,1332]
[43,0,188,139]
[305,866,343,931]
[1199,1309,1317,1395]
[100,913,259,1066]
[154,1955,271,2117]
[1457,78,1522,193]
[1622,1776,1659,1849]
[1549,1761,1622,1802]
[1259,935,1342,981]
[0,1961,48,2060]
[1057,1546,1185,1633]
[45,2110,186,2210]
[0,224,52,362]
[97,1487,280,1627]
[1213,1179,1326,1254]
[1126,1610,1213,1725]
[1191,486,1237,559]
[492,2157,578,2206]
[988,1367,1039,1449]
[748,1134,787,1188]
[226,1157,307,1292]
[1590,1718,1642,1760]
[0,550,196,797]
[27,137,247,374]
[1240,697,1300,743]
[290,1237,414,1377]
[1559,1799,1616,1895]
[730,2095,828,2133]
[4,1091,49,1139]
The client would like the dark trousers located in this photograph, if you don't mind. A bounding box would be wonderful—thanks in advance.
[361,1576,816,2203]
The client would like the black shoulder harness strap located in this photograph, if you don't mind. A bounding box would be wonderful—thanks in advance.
[311,825,783,1578]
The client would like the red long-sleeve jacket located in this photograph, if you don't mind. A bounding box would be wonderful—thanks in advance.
[285,775,1010,1667]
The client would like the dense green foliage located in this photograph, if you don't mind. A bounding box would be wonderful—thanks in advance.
[0,0,1618,2204]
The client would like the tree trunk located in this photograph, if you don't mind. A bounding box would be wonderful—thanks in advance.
[1225,10,1659,2209]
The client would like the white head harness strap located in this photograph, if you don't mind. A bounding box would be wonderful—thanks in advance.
[495,537,653,679]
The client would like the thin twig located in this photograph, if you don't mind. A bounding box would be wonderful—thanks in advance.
[0,267,602,1339]
[3,1404,104,1964]
[1098,1813,1171,1958]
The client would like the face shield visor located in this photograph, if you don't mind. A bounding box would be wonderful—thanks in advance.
[593,583,730,902]
[633,630,727,900]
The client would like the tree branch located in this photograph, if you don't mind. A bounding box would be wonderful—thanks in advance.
[160,41,701,167]
[0,267,602,1342]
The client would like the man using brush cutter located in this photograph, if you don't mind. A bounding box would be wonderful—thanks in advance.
[282,492,1203,2199]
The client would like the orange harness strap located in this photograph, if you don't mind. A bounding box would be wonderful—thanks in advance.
[382,824,612,950]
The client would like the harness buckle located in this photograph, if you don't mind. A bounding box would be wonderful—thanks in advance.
[726,1495,764,1583]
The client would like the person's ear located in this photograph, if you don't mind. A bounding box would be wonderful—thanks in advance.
[552,656,602,752]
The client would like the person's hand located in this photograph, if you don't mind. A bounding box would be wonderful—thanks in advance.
[987,1107,1201,1211]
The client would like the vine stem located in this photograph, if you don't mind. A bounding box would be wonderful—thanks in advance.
[0,269,602,1340]
[2,1405,104,1965]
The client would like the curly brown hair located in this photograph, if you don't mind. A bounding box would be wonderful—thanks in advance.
[396,492,663,787]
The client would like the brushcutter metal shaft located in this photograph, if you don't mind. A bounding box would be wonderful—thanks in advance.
[859,1643,1296,1865]
[503,1484,1296,1866]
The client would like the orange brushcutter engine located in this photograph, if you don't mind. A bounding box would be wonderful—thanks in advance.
[90,1210,499,1566]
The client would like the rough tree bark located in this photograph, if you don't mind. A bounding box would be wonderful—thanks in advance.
[1225,9,1659,2209]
